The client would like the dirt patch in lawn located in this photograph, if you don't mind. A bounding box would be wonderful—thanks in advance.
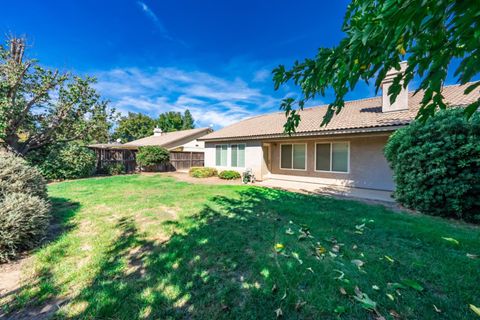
[147,172,244,185]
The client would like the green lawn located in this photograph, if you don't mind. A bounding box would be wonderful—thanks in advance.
[2,174,479,319]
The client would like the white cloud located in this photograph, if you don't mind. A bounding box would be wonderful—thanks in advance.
[94,66,282,128]
[253,69,271,83]
[137,2,187,47]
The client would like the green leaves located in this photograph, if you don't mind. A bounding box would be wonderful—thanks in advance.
[401,279,424,292]
[273,0,480,133]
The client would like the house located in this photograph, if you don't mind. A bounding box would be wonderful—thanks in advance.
[90,127,212,172]
[199,64,479,192]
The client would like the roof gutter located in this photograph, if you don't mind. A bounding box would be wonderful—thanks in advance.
[198,125,407,142]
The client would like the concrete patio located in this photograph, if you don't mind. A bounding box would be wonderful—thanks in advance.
[256,178,394,203]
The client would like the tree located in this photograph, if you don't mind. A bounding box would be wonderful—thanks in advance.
[157,111,184,132]
[273,0,480,133]
[0,38,115,155]
[112,112,156,142]
[182,109,195,130]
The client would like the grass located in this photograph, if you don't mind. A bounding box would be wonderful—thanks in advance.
[2,174,479,319]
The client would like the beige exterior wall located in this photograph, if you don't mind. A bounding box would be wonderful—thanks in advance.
[205,133,394,191]
[204,140,264,178]
[268,135,394,191]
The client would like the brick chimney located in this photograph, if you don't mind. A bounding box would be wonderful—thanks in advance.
[381,62,409,112]
[153,127,163,136]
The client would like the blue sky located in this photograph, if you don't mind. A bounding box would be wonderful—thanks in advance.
[0,0,463,128]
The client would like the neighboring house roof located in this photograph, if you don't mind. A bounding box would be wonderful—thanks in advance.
[124,127,212,149]
[200,83,479,141]
[89,127,212,150]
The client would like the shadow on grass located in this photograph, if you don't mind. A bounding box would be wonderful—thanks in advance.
[0,197,80,316]
[64,188,328,319]
[5,187,479,319]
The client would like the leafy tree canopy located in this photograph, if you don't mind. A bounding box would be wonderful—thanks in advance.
[273,0,480,133]
[112,112,156,143]
[157,109,195,132]
[0,38,116,155]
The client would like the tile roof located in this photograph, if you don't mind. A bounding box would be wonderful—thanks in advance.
[123,127,212,149]
[201,83,479,141]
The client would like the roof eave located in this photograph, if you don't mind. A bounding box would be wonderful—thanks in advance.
[199,124,408,142]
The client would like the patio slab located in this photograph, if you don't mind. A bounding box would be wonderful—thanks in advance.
[257,178,394,203]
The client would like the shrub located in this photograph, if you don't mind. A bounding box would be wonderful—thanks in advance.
[0,193,50,262]
[189,167,217,178]
[218,170,241,180]
[0,151,50,262]
[0,151,47,200]
[28,142,96,180]
[384,108,480,222]
[136,146,170,169]
[100,162,126,175]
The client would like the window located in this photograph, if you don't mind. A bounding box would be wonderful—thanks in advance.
[231,144,245,167]
[215,144,228,166]
[315,142,349,173]
[280,144,306,170]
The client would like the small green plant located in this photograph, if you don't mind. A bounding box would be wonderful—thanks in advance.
[100,162,126,176]
[136,146,170,169]
[218,170,241,180]
[189,167,217,178]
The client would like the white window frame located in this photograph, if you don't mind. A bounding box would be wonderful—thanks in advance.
[230,143,246,168]
[279,143,307,171]
[215,144,228,167]
[314,141,350,174]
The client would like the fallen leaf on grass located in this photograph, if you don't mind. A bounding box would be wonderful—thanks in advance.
[352,244,358,250]
[280,291,287,301]
[355,223,365,231]
[334,306,346,314]
[386,293,395,301]
[306,267,314,273]
[384,255,395,263]
[467,253,478,259]
[388,282,407,290]
[285,228,294,235]
[339,287,347,295]
[470,304,480,317]
[295,301,306,311]
[275,308,283,318]
[441,237,460,245]
[275,243,284,252]
[291,252,303,265]
[333,269,345,281]
[433,304,442,313]
[315,244,327,256]
[354,293,377,310]
[351,259,365,268]
[402,279,424,292]
[331,244,340,253]
[389,310,401,318]
[372,285,380,291]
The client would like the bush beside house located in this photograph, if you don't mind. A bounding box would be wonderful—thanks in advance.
[28,142,96,181]
[0,152,51,262]
[218,170,241,180]
[136,146,170,171]
[189,167,217,178]
[385,109,480,222]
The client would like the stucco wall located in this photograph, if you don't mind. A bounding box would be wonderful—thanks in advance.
[204,140,264,178]
[269,135,394,191]
[205,134,394,191]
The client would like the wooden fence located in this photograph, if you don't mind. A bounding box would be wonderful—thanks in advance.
[90,147,204,173]
[169,151,204,171]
